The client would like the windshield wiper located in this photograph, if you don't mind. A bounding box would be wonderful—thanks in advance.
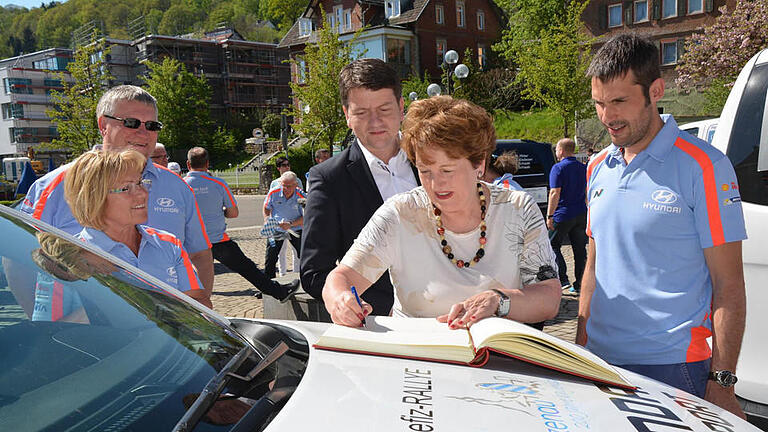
[172,341,289,432]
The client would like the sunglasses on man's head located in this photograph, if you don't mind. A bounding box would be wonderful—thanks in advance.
[104,114,164,132]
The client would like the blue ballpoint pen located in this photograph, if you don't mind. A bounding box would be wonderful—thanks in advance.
[350,286,366,328]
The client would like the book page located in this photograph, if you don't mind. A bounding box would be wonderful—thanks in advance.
[469,318,630,386]
[315,316,475,363]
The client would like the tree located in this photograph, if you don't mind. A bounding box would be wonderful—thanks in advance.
[143,57,214,154]
[287,8,363,152]
[46,36,113,156]
[260,0,305,31]
[494,0,593,136]
[676,1,768,111]
[401,71,432,109]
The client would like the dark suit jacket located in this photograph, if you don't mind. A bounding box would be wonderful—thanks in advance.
[300,141,417,315]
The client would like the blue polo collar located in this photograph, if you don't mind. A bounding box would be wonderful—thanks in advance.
[606,114,678,164]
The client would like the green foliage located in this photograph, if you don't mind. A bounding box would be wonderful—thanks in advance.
[287,8,364,152]
[0,0,297,53]
[493,107,563,144]
[259,0,305,31]
[46,35,113,156]
[261,113,282,139]
[143,57,214,153]
[401,71,432,108]
[494,0,594,137]
[702,77,734,115]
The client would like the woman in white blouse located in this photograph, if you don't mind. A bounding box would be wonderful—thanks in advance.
[323,96,561,328]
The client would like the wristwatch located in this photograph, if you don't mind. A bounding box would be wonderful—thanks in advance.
[709,370,738,387]
[547,215,554,219]
[491,289,510,318]
[536,265,558,281]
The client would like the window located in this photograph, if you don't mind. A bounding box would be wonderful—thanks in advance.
[477,10,485,30]
[344,10,352,31]
[608,4,622,27]
[436,39,447,66]
[32,56,70,71]
[3,78,32,94]
[1,103,23,119]
[436,4,444,24]
[661,41,677,65]
[477,44,487,70]
[385,0,400,18]
[335,6,344,30]
[297,57,307,84]
[44,78,63,95]
[688,0,703,14]
[298,18,312,37]
[387,38,410,64]
[456,1,465,28]
[663,0,676,18]
[328,13,336,29]
[634,1,648,22]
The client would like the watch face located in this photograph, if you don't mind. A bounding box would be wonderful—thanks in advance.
[537,265,557,281]
[714,370,738,387]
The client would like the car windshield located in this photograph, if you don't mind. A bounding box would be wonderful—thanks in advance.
[0,208,281,431]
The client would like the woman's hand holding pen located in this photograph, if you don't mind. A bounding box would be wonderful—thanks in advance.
[326,288,372,327]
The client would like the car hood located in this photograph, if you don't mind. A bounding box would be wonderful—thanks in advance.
[245,319,759,432]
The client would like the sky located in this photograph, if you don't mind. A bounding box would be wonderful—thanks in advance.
[0,0,67,9]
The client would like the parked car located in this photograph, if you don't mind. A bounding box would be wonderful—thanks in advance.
[494,139,556,215]
[710,49,768,430]
[0,205,759,431]
[680,118,719,145]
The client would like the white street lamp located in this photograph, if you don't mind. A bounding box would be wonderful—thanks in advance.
[408,91,418,101]
[426,83,442,97]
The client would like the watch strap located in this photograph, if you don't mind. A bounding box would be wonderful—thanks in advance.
[491,289,510,317]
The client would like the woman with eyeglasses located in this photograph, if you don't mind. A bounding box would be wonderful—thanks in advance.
[63,150,210,307]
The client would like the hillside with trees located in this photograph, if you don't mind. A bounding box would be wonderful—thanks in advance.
[0,0,305,58]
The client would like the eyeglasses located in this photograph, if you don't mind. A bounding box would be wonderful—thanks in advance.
[278,162,290,167]
[109,179,152,195]
[104,114,164,132]
[151,154,168,160]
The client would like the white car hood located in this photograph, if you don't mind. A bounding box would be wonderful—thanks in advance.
[244,319,759,431]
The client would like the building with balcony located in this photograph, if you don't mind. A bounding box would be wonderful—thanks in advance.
[0,48,73,162]
[279,0,503,96]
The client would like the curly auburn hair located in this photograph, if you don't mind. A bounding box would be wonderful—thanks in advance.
[401,96,495,168]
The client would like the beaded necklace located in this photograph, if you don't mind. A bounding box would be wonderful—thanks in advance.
[432,182,486,269]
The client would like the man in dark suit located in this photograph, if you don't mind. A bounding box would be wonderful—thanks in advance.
[301,59,419,316]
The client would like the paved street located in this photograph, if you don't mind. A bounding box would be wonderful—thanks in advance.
[211,198,580,343]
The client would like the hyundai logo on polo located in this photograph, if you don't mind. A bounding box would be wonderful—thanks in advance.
[156,197,176,207]
[167,267,177,277]
[651,190,678,204]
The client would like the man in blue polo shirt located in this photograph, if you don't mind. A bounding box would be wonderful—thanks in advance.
[263,171,305,279]
[577,34,747,418]
[20,85,214,301]
[546,138,587,294]
[184,147,299,302]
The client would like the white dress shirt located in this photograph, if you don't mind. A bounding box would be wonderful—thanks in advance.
[358,139,418,201]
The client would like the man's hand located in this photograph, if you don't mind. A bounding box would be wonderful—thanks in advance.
[704,382,746,419]
[546,218,554,231]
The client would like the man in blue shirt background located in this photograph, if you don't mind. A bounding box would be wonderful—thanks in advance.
[546,138,587,293]
[263,171,304,279]
[184,147,298,302]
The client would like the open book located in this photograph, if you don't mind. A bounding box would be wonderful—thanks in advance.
[315,316,634,389]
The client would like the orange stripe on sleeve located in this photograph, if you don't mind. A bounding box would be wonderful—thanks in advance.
[145,227,202,291]
[32,170,67,220]
[673,137,726,246]
[202,175,237,207]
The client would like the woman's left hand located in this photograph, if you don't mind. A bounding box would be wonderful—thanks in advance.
[437,290,500,329]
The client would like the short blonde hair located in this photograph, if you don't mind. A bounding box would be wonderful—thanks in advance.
[401,96,495,168]
[65,150,146,230]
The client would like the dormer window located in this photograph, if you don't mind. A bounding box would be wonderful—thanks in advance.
[299,18,312,37]
[385,0,401,18]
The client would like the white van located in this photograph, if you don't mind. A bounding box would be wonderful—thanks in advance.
[711,49,768,428]
[680,117,719,144]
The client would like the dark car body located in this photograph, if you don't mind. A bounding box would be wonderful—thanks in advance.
[493,139,556,214]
